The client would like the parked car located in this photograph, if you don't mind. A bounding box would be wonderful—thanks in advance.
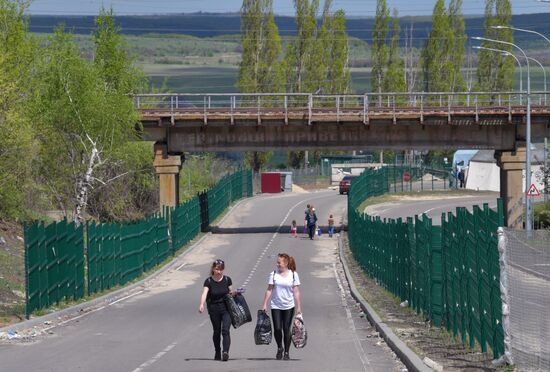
[339,175,355,194]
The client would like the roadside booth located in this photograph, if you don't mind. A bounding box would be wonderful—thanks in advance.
[261,172,282,193]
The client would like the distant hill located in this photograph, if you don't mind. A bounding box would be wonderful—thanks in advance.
[28,12,550,48]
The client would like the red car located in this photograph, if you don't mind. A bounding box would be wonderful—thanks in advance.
[339,175,355,194]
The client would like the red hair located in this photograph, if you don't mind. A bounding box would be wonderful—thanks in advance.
[278,253,296,271]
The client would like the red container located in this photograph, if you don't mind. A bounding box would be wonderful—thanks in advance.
[261,172,282,193]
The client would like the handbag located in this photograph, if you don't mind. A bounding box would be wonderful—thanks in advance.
[224,293,252,329]
[291,314,308,348]
[254,310,272,345]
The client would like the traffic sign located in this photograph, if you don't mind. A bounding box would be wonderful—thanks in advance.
[526,184,540,197]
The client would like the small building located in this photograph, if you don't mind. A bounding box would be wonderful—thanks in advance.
[260,172,293,193]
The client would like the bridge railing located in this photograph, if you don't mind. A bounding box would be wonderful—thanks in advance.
[135,91,550,125]
[135,91,549,111]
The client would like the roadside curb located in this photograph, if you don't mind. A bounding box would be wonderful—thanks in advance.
[1,195,258,334]
[338,230,432,372]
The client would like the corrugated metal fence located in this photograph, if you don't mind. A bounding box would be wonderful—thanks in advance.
[348,167,505,358]
[24,170,253,318]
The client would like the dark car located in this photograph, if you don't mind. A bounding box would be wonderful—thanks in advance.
[339,175,355,194]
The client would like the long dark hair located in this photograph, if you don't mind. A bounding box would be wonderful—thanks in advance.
[278,253,296,271]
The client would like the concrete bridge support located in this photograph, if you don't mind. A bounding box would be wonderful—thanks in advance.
[496,147,526,229]
[153,142,182,209]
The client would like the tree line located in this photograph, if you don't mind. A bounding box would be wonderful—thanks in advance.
[238,0,514,170]
[0,0,519,222]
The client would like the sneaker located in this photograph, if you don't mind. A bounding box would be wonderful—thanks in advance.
[283,352,290,360]
[276,348,283,360]
[222,352,229,361]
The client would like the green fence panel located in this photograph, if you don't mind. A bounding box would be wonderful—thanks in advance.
[69,221,85,300]
[348,166,504,358]
[24,222,44,317]
[156,215,171,263]
[171,197,200,251]
[24,220,85,317]
[430,225,443,326]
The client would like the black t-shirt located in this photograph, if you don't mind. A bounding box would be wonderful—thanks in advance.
[204,275,232,309]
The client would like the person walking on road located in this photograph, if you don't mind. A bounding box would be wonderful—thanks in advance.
[261,253,302,360]
[305,207,318,240]
[290,220,298,238]
[328,214,335,237]
[199,259,235,361]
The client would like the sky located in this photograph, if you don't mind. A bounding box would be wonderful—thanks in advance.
[27,0,547,17]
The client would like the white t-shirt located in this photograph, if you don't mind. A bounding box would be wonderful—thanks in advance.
[268,270,301,310]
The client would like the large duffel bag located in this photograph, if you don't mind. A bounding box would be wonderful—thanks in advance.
[254,310,272,345]
[291,314,307,348]
[224,293,252,329]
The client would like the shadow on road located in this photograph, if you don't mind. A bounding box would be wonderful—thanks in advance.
[210,225,347,234]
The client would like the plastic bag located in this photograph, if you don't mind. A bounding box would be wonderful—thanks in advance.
[291,314,307,348]
[316,227,322,236]
[225,293,252,329]
[254,310,272,345]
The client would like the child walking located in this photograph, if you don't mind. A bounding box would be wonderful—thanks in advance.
[328,214,335,238]
[290,220,298,238]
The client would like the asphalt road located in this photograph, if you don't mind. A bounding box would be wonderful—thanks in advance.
[365,192,500,224]
[0,190,404,372]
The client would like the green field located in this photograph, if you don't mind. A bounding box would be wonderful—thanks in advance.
[37,32,549,95]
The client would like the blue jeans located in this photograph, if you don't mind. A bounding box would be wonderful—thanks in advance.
[328,226,334,237]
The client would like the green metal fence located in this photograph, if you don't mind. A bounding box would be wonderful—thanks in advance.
[441,202,505,358]
[24,169,253,317]
[24,219,85,318]
[170,197,200,251]
[87,214,171,296]
[207,169,253,224]
[348,167,505,358]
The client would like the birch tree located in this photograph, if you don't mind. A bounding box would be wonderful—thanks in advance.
[31,26,139,225]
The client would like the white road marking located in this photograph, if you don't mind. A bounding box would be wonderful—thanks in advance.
[132,342,178,372]
[238,194,328,289]
[333,263,373,372]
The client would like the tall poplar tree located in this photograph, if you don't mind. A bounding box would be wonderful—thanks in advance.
[284,0,320,93]
[239,0,284,171]
[371,0,390,102]
[476,0,514,92]
[383,9,406,94]
[421,0,454,92]
[326,9,351,94]
[239,0,269,92]
[448,0,466,92]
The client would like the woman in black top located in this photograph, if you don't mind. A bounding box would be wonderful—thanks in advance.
[199,259,234,361]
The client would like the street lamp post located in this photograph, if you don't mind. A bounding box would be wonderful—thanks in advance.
[472,45,523,104]
[492,25,550,103]
[473,36,533,230]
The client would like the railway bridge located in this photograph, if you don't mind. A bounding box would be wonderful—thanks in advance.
[136,92,550,228]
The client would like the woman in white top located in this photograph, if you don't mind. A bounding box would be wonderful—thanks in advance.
[261,253,302,360]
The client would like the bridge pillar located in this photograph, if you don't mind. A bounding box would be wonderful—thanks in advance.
[495,147,526,229]
[153,142,182,209]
